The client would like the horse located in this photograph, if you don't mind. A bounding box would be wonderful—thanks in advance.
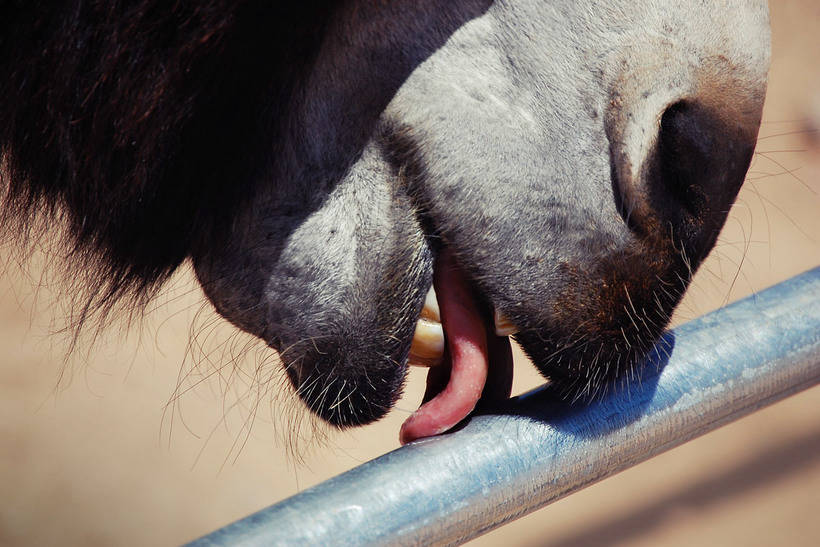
[0,0,770,444]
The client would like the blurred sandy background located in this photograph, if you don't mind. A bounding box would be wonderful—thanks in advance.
[1,2,818,546]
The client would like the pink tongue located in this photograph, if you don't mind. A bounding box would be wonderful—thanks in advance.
[399,250,489,445]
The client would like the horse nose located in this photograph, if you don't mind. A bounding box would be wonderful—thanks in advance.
[609,91,764,263]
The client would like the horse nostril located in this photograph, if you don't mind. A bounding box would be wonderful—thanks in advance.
[652,99,757,224]
[625,99,759,261]
[608,91,761,265]
[655,101,715,217]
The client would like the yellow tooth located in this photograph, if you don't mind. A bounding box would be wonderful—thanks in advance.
[409,319,444,367]
[419,285,440,322]
[494,309,519,336]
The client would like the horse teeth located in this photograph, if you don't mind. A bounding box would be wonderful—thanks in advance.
[409,318,444,367]
[494,309,519,336]
[409,286,444,367]
[420,285,440,322]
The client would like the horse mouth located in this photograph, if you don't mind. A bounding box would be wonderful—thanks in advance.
[400,249,515,444]
[409,274,519,368]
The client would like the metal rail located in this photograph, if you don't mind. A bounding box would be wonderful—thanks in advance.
[188,267,820,547]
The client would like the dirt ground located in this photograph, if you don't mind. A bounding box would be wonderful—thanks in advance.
[1,3,818,546]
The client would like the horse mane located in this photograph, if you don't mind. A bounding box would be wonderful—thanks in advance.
[0,1,334,324]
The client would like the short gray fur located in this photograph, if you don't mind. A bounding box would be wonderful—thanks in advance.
[188,266,820,546]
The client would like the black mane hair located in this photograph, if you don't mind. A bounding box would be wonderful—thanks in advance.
[0,1,334,323]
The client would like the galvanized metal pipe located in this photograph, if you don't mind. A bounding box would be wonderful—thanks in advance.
[189,267,820,547]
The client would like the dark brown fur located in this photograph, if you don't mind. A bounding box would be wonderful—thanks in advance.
[0,1,333,324]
